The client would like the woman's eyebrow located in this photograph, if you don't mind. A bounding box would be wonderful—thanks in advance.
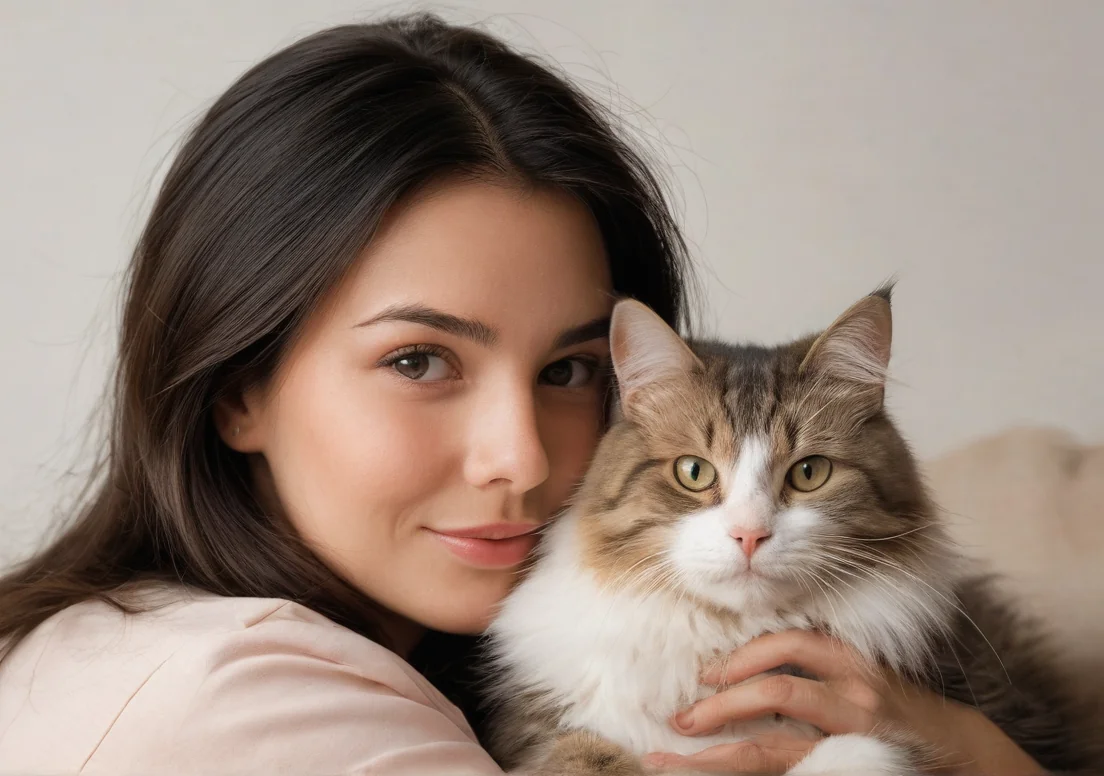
[354,304,498,346]
[553,317,610,349]
[354,305,609,350]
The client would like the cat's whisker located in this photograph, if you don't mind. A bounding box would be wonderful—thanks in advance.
[615,563,668,600]
[623,560,684,607]
[808,534,953,582]
[807,524,945,544]
[604,550,669,592]
[791,367,839,419]
[795,388,850,433]
[807,560,883,658]
[795,560,851,640]
[585,561,673,653]
[823,550,951,634]
[822,547,1008,689]
[633,567,680,602]
[806,562,892,673]
[590,553,685,652]
[829,548,972,697]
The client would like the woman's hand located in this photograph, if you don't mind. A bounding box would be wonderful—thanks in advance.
[642,630,1047,775]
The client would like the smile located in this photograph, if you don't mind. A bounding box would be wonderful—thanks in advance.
[426,522,543,569]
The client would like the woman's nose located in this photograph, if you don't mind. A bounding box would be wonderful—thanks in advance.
[463,381,550,494]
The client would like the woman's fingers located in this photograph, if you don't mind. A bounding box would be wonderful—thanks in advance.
[643,733,816,775]
[700,630,866,687]
[673,674,876,737]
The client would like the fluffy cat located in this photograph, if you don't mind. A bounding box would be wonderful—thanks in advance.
[481,287,1095,775]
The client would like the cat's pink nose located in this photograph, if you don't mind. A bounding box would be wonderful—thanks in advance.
[730,528,771,559]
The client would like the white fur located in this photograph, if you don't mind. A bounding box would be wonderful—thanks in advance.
[726,435,771,507]
[788,734,919,776]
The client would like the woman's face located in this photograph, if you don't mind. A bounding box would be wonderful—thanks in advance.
[221,180,612,643]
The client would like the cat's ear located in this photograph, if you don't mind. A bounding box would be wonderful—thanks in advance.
[610,299,701,414]
[800,285,893,394]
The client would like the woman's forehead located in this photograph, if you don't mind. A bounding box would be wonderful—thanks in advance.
[331,179,613,338]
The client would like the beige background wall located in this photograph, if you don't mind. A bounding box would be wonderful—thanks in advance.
[2,1,1102,566]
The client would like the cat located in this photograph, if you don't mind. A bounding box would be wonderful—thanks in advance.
[480,287,1096,776]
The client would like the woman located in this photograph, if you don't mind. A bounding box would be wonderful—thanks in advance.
[0,14,1047,775]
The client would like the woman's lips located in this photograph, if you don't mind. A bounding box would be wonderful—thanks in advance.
[427,522,542,568]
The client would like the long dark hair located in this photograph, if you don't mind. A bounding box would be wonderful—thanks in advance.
[0,13,694,718]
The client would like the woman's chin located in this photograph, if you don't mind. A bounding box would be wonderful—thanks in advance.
[414,574,515,635]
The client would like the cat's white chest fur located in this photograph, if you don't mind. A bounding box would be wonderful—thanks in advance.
[488,513,815,756]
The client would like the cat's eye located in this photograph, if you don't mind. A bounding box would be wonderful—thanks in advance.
[674,456,716,492]
[787,456,832,492]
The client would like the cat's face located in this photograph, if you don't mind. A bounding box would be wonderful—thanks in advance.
[575,290,950,638]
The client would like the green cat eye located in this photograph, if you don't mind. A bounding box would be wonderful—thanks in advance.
[788,456,832,492]
[674,456,717,492]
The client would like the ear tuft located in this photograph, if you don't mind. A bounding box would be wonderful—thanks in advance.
[800,289,893,387]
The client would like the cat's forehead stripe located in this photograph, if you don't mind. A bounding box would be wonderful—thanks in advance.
[716,354,787,440]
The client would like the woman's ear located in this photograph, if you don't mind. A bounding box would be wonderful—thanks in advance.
[213,384,268,453]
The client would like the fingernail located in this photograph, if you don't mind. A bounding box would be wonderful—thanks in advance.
[644,754,687,772]
[673,709,694,730]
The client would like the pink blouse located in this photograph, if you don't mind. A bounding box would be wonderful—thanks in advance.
[0,585,505,774]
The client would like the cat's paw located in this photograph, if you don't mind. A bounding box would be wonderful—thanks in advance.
[518,729,645,776]
[785,733,918,776]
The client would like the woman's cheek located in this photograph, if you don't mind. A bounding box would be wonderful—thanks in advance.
[350,392,461,489]
[542,399,604,491]
[275,367,452,523]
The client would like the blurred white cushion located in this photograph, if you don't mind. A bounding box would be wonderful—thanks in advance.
[926,427,1104,718]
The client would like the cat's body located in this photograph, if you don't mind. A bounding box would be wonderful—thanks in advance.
[482,290,1095,776]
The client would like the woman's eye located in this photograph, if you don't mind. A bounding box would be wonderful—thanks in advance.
[540,358,594,387]
[392,353,452,381]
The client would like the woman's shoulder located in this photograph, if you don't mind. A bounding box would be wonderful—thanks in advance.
[0,584,502,775]
[4,583,446,705]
